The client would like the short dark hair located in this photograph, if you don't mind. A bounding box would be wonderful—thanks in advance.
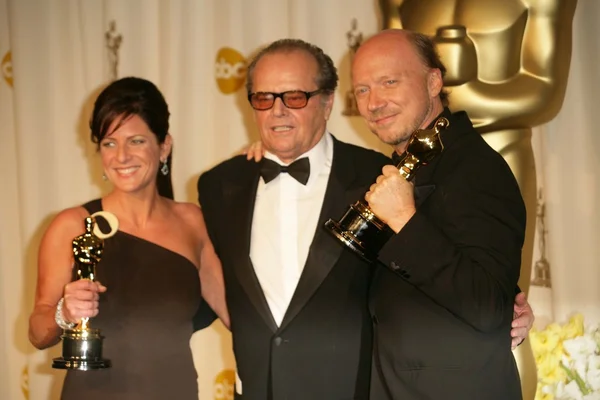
[245,39,338,95]
[89,77,174,199]
[90,77,170,146]
[406,31,450,106]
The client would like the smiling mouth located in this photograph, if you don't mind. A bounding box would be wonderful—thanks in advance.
[272,126,294,132]
[114,166,140,176]
[372,113,397,125]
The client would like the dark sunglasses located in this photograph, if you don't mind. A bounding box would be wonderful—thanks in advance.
[248,89,324,110]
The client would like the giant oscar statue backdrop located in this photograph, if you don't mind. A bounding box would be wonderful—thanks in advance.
[378,0,578,399]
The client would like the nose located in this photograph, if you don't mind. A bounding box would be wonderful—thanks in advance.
[367,88,387,113]
[116,143,131,163]
[271,97,287,117]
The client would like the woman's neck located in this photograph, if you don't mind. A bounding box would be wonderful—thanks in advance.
[102,189,167,231]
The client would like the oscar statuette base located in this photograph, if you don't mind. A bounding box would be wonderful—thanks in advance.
[325,200,395,262]
[52,328,111,371]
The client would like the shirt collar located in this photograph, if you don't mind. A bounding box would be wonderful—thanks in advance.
[264,130,333,186]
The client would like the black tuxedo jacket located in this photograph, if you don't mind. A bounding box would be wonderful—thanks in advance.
[198,137,390,400]
[370,110,525,400]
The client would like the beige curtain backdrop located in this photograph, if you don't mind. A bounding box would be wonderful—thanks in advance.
[528,0,600,330]
[0,1,597,399]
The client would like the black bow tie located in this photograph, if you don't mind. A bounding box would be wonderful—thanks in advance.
[259,157,310,185]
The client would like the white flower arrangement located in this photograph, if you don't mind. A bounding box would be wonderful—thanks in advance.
[530,314,600,400]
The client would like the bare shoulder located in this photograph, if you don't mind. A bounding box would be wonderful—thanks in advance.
[43,206,91,243]
[167,200,209,243]
[170,201,205,226]
[38,205,91,271]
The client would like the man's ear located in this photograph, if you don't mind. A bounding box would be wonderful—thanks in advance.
[428,68,444,99]
[323,93,334,121]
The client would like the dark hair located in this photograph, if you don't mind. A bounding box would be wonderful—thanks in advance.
[245,39,338,95]
[407,31,450,106]
[90,77,173,199]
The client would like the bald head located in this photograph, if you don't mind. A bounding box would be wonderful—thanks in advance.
[351,29,445,152]
[355,29,413,60]
[354,29,449,105]
[353,30,425,88]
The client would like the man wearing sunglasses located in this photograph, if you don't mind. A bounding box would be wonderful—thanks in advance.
[197,38,533,400]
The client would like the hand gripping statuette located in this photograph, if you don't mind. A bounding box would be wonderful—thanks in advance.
[325,117,449,261]
[52,211,118,370]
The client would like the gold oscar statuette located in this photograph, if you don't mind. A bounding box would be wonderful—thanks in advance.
[105,20,123,82]
[325,117,449,261]
[531,190,552,288]
[52,211,118,370]
[342,18,363,116]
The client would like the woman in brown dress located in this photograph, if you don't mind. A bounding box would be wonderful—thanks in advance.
[28,77,228,399]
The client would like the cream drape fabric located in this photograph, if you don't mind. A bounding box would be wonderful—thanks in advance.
[0,1,598,399]
[528,0,600,330]
[0,0,28,398]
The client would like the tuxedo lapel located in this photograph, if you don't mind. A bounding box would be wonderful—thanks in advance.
[226,164,278,332]
[279,139,363,331]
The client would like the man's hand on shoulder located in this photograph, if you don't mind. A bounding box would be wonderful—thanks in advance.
[241,141,265,162]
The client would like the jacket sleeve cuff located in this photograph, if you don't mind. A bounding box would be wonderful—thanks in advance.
[377,211,455,283]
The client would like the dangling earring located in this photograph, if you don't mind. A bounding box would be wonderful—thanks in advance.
[160,159,169,176]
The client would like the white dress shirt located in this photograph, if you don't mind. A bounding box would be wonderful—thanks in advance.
[250,132,334,326]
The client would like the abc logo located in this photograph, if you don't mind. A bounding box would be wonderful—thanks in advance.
[214,369,235,400]
[215,47,246,94]
[1,51,13,87]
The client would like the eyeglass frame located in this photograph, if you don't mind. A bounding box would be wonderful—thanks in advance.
[247,89,326,110]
